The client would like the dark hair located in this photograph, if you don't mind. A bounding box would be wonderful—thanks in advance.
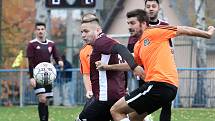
[126,9,149,25]
[81,13,100,24]
[35,22,46,28]
[144,0,160,5]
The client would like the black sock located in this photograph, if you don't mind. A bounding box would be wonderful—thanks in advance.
[45,105,49,121]
[160,102,172,121]
[38,103,47,121]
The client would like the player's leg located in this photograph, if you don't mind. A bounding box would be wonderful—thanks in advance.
[77,97,112,121]
[160,101,172,121]
[110,83,153,121]
[38,93,48,121]
[110,97,137,121]
[35,83,48,121]
[44,84,53,121]
[128,112,147,121]
[35,83,53,121]
[111,82,172,121]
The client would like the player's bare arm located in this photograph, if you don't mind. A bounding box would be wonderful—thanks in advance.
[58,60,64,67]
[95,43,145,78]
[96,61,145,79]
[96,61,130,71]
[176,25,215,38]
[30,78,36,87]
[83,73,93,98]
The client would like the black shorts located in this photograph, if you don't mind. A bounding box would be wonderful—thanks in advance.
[125,81,177,115]
[34,82,53,98]
[78,97,116,121]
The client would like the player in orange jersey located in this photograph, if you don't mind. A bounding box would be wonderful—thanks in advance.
[80,44,93,98]
[79,13,96,99]
[96,9,214,121]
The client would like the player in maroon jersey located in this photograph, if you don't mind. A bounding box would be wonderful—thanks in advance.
[76,14,144,121]
[26,22,63,121]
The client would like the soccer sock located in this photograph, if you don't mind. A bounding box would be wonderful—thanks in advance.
[120,118,130,121]
[45,105,49,121]
[38,102,47,121]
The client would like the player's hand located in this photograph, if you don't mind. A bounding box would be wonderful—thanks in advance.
[95,61,107,71]
[125,88,129,94]
[30,78,36,87]
[133,66,145,79]
[58,60,64,71]
[86,91,93,99]
[208,26,215,37]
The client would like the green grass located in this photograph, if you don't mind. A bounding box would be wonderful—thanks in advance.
[0,106,215,121]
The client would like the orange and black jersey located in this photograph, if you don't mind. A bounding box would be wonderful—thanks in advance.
[134,26,179,87]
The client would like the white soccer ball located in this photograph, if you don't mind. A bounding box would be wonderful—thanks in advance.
[33,62,57,85]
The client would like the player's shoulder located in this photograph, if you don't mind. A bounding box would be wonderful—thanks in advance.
[29,39,54,44]
[80,44,92,51]
[158,19,169,25]
[29,38,37,43]
[95,33,118,46]
[148,25,177,31]
[46,39,55,43]
[80,44,92,54]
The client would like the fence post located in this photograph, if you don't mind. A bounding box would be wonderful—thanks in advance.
[19,69,23,107]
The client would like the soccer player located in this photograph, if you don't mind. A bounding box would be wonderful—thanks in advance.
[80,44,93,98]
[76,14,144,121]
[26,22,64,121]
[128,0,169,52]
[79,13,96,99]
[145,0,173,120]
[97,9,214,121]
[128,0,172,120]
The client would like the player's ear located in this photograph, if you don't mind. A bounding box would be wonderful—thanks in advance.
[95,27,102,34]
[141,21,147,27]
[158,5,161,10]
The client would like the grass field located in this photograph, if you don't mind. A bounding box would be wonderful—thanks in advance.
[0,106,215,121]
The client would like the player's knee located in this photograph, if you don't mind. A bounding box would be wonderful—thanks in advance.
[38,95,47,103]
[110,105,118,118]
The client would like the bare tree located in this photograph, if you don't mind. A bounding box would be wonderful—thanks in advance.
[35,0,50,37]
[193,0,207,107]
[0,0,2,65]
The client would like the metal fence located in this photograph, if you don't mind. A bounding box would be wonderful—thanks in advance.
[0,68,215,108]
[0,68,85,107]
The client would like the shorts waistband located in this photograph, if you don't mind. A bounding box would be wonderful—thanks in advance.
[147,81,178,90]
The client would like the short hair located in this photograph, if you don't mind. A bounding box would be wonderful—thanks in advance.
[126,9,149,25]
[81,13,100,24]
[144,0,160,5]
[35,22,46,28]
[81,13,97,21]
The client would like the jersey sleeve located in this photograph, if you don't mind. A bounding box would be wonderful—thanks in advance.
[52,43,62,62]
[26,43,34,78]
[26,43,34,58]
[94,36,118,54]
[149,26,177,42]
[133,41,143,66]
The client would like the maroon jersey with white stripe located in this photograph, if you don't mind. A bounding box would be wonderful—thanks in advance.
[90,33,126,101]
[27,38,62,78]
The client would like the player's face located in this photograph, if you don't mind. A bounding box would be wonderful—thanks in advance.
[127,17,142,37]
[81,23,98,45]
[145,1,160,21]
[35,25,46,39]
